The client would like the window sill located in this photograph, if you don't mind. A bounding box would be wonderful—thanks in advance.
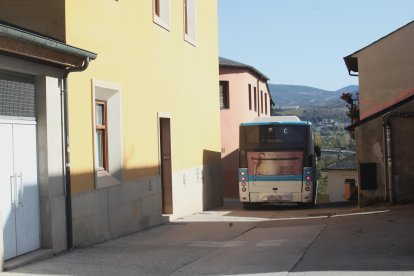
[184,34,197,47]
[153,16,171,31]
[95,170,121,189]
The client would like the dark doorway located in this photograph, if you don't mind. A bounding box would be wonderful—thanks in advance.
[160,118,173,214]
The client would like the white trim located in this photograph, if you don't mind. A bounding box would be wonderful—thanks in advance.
[153,0,171,31]
[184,0,197,46]
[0,118,37,125]
[158,112,171,119]
[92,79,122,91]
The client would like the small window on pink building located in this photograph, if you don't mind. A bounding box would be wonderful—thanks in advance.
[254,87,257,112]
[260,90,263,114]
[248,84,252,110]
[220,81,230,109]
[265,93,268,114]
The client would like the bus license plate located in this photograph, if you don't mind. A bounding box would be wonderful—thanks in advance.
[268,195,283,201]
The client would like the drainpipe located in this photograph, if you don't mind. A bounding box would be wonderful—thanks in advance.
[383,119,394,205]
[382,121,389,203]
[383,112,414,205]
[62,58,91,249]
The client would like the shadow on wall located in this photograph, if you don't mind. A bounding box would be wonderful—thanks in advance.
[1,186,40,262]
[221,149,239,199]
[202,149,223,210]
[2,155,224,258]
[69,166,165,247]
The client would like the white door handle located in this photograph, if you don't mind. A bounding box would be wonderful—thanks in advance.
[17,172,23,207]
[10,175,15,208]
[14,173,18,208]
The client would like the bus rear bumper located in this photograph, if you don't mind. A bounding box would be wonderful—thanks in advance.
[246,192,313,203]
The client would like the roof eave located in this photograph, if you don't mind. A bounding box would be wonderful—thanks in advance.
[345,94,414,131]
[0,22,97,62]
[343,55,358,76]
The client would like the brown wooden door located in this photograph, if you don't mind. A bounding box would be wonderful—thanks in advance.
[160,118,173,214]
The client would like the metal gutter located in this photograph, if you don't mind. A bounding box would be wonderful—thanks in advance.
[0,23,97,61]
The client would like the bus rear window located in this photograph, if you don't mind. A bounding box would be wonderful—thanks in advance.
[244,125,307,146]
[247,151,303,176]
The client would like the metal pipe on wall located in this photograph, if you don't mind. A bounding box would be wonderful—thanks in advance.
[62,58,90,249]
[383,112,414,205]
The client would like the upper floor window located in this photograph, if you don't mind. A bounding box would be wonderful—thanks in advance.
[265,93,268,115]
[220,81,229,109]
[153,0,171,31]
[248,84,252,110]
[184,0,197,45]
[254,87,257,112]
[260,90,264,114]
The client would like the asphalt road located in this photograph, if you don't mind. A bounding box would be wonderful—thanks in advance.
[3,201,414,276]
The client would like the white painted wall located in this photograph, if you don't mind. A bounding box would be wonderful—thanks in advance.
[327,170,358,202]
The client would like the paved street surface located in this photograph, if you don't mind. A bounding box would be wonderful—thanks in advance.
[2,201,414,275]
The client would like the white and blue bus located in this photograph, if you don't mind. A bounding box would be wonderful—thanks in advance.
[239,116,319,208]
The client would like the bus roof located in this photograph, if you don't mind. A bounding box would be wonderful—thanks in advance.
[240,116,312,126]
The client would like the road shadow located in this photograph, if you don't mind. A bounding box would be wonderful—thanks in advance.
[219,198,360,218]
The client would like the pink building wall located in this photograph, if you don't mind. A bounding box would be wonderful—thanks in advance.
[220,67,271,198]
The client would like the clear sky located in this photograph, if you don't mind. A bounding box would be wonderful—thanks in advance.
[218,0,414,91]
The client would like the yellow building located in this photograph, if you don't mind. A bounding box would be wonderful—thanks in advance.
[0,0,222,260]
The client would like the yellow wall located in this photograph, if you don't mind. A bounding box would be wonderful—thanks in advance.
[64,1,221,193]
[0,0,66,41]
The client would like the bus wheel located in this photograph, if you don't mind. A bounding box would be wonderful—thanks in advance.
[243,202,260,209]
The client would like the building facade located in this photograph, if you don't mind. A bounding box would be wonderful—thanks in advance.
[1,0,222,264]
[0,19,96,269]
[324,155,358,202]
[344,21,414,206]
[219,57,272,198]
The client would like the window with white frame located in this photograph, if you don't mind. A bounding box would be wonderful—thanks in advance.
[184,0,196,45]
[153,0,171,30]
[92,80,123,189]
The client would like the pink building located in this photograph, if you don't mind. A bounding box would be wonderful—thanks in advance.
[219,57,273,198]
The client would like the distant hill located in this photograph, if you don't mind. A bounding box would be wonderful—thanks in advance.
[269,84,359,108]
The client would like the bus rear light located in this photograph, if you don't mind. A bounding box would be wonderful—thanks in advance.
[241,182,246,186]
[306,176,311,181]
[305,187,310,192]
[241,176,246,181]
[241,171,245,176]
[242,187,246,192]
[306,181,310,186]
